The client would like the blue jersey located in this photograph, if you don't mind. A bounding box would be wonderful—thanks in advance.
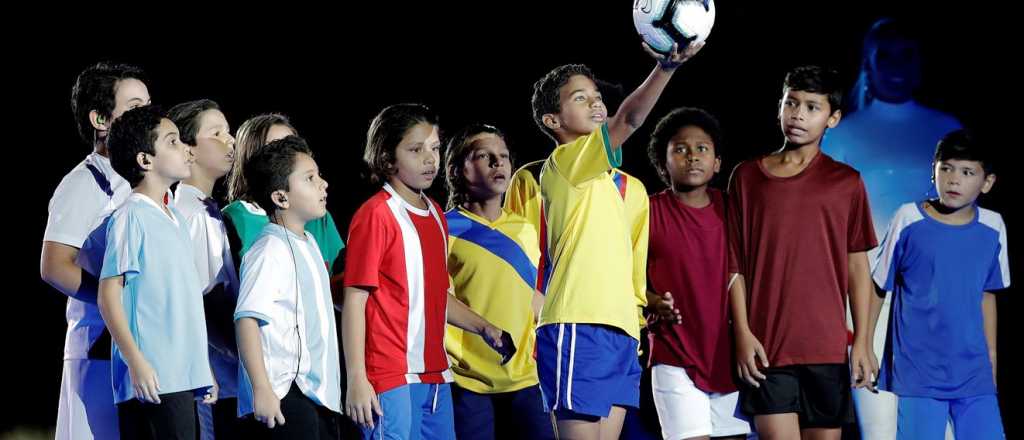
[100,193,214,403]
[872,202,1010,398]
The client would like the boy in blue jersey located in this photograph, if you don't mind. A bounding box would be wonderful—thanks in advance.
[870,129,1009,439]
[97,106,217,439]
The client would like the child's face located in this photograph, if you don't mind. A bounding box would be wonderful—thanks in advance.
[110,78,151,121]
[778,88,840,146]
[549,75,607,139]
[392,122,441,192]
[266,124,295,144]
[460,133,511,201]
[665,125,720,190]
[282,152,328,222]
[933,159,995,211]
[192,109,235,179]
[148,118,192,184]
[99,78,150,133]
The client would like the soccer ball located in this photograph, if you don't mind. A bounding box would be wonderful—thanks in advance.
[633,0,716,54]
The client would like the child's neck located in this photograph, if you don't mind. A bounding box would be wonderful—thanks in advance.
[94,139,109,158]
[462,194,503,222]
[182,167,217,197]
[388,178,428,210]
[271,211,308,239]
[776,140,821,161]
[671,183,711,208]
[923,199,976,226]
[133,177,173,215]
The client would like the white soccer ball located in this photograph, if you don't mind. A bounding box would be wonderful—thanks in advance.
[633,0,716,54]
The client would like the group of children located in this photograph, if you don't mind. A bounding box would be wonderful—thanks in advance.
[41,34,1007,440]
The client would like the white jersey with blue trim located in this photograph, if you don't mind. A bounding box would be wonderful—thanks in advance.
[44,152,130,360]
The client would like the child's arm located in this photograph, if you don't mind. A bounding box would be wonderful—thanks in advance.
[983,292,998,386]
[532,291,544,323]
[447,294,505,351]
[342,287,382,428]
[40,242,99,303]
[865,283,886,355]
[848,251,878,391]
[97,275,161,403]
[729,273,768,387]
[606,42,705,151]
[236,317,284,428]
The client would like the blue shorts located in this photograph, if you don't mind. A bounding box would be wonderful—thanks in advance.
[536,323,641,420]
[360,383,455,440]
[898,394,1003,440]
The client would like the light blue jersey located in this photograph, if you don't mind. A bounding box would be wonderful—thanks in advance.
[100,193,214,404]
[235,223,342,416]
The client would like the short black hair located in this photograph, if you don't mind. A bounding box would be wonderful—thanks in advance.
[364,103,439,184]
[166,99,220,146]
[647,107,723,187]
[935,129,993,175]
[783,65,843,114]
[70,62,146,144]
[107,106,165,187]
[244,135,314,215]
[532,64,595,141]
[444,123,510,210]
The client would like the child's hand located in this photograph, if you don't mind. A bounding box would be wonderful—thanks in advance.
[850,340,878,392]
[735,330,768,387]
[346,375,382,428]
[650,292,682,324]
[643,41,706,71]
[127,355,161,404]
[253,384,285,428]
[202,381,219,405]
[481,324,504,349]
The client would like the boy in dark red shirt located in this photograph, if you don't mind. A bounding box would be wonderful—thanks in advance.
[726,66,878,439]
[646,107,751,439]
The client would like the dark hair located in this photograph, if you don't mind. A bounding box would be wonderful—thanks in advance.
[783,65,843,114]
[71,62,147,144]
[532,64,596,141]
[444,124,510,210]
[935,129,993,175]
[244,135,314,215]
[647,107,723,187]
[107,106,165,187]
[364,103,439,184]
[228,113,296,202]
[166,99,220,146]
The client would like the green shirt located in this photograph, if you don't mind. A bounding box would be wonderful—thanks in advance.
[222,200,345,273]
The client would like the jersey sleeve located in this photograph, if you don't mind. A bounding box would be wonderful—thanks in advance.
[549,124,621,186]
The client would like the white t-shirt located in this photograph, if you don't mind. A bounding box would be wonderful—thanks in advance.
[235,223,341,415]
[44,152,130,360]
[174,183,240,397]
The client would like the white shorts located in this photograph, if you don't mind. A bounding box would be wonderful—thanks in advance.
[652,364,750,439]
[56,359,119,440]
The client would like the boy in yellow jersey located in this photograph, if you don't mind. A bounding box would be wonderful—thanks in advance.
[504,41,704,439]
[443,123,554,439]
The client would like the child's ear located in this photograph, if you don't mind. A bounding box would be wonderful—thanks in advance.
[713,156,722,174]
[135,152,152,171]
[89,110,108,131]
[827,109,843,128]
[981,173,997,194]
[542,114,561,131]
[271,190,289,210]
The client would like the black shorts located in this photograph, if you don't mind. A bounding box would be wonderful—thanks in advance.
[118,391,197,440]
[739,363,855,429]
